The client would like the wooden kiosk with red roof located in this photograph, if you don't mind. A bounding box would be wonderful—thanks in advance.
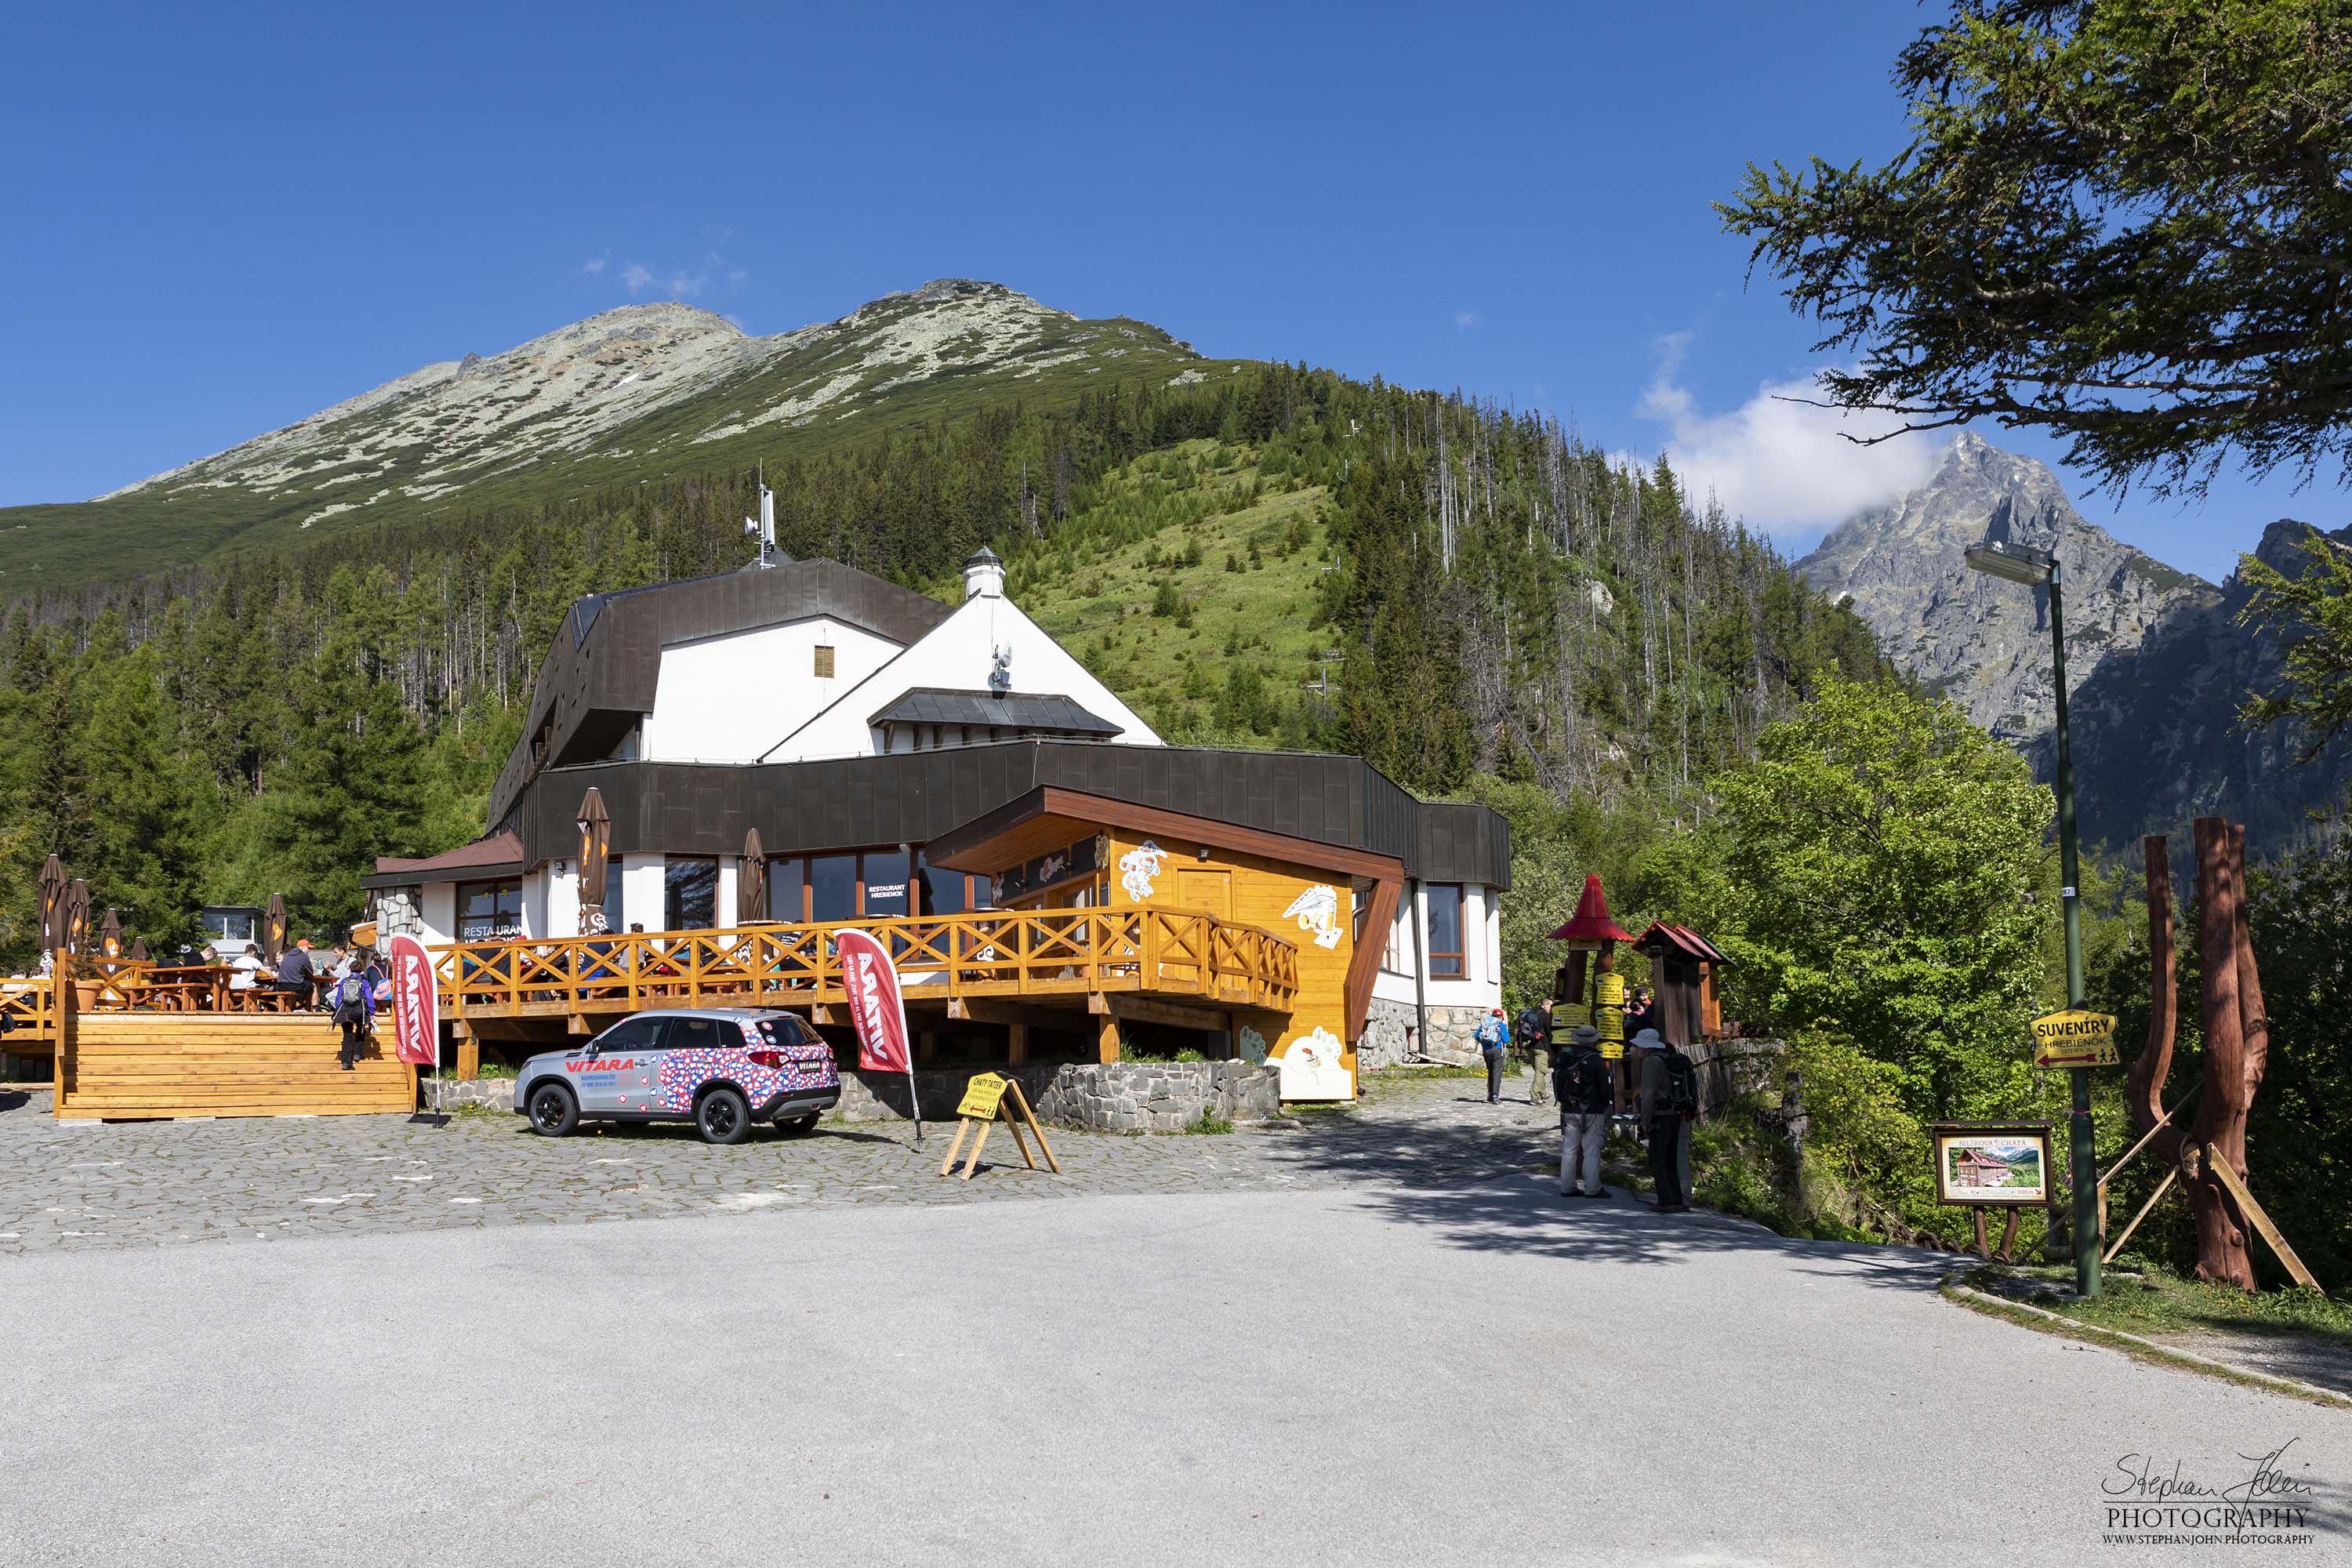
[1630,922,1731,1047]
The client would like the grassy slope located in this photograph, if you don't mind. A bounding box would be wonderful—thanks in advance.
[926,437,1336,742]
[2,306,1246,593]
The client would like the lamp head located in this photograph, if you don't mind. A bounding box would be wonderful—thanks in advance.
[1964,539,2056,586]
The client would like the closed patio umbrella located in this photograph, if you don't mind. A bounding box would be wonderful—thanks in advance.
[100,908,123,960]
[739,829,766,924]
[129,936,151,964]
[36,855,64,952]
[575,786,611,935]
[62,880,92,955]
[263,894,288,962]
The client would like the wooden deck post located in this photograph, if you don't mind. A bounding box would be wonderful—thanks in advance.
[457,1040,479,1082]
[1007,1022,1028,1065]
[1097,1014,1120,1065]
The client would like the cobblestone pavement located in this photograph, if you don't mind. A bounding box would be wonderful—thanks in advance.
[0,1069,1595,1256]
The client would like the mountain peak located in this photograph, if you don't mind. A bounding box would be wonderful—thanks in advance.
[1798,434,2209,746]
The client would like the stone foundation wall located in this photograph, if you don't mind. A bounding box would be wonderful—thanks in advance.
[1354,996,1491,1068]
[1421,1005,1493,1066]
[481,1058,1287,1134]
[428,1076,512,1112]
[1033,1060,1280,1132]
[1356,996,1416,1071]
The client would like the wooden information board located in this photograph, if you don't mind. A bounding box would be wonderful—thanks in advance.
[939,1074,1062,1181]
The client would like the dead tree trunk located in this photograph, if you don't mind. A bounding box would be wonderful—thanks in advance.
[2185,816,2264,1290]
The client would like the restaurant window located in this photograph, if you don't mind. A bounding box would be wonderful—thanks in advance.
[918,854,968,916]
[1425,883,1465,978]
[862,849,912,919]
[766,856,804,924]
[457,879,523,942]
[813,644,836,678]
[664,858,717,931]
[607,859,626,931]
[808,854,858,924]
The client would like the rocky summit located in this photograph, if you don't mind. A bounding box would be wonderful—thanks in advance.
[1797,431,2205,747]
[1800,434,2350,847]
[4,279,1222,589]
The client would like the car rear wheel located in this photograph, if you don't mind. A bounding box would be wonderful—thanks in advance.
[778,1112,819,1138]
[696,1087,750,1145]
[527,1083,579,1137]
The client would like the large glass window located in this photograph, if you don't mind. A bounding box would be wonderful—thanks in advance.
[457,879,523,942]
[919,855,968,916]
[1425,884,1465,978]
[862,850,912,918]
[606,859,626,932]
[808,855,858,924]
[766,856,804,924]
[664,858,717,931]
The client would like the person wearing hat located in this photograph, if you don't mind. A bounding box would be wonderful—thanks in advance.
[1472,1007,1512,1103]
[1553,1022,1616,1197]
[1634,1027,1696,1212]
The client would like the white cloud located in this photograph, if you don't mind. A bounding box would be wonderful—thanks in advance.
[1454,309,1482,332]
[619,263,708,298]
[583,254,608,276]
[1635,335,1945,533]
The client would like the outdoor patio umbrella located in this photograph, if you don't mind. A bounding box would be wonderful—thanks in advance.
[263,894,288,962]
[129,937,151,964]
[35,855,64,952]
[575,786,610,935]
[100,908,123,960]
[739,828,767,924]
[62,880,91,955]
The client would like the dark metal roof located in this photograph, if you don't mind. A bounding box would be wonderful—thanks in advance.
[487,561,955,826]
[361,830,528,889]
[492,742,1512,889]
[869,688,1122,738]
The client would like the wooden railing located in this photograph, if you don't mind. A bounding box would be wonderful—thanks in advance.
[2,959,318,1049]
[434,909,1299,1021]
[1,977,55,1047]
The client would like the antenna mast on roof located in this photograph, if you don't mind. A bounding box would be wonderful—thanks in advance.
[742,460,779,568]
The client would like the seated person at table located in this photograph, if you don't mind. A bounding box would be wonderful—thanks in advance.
[228,945,264,990]
[274,938,316,1002]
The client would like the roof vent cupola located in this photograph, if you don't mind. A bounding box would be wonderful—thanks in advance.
[963,546,1005,601]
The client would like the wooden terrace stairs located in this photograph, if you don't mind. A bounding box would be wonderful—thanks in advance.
[55,1010,413,1121]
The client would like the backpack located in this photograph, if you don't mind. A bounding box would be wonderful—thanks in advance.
[1473,1016,1506,1051]
[1555,1047,1610,1112]
[1513,1007,1544,1047]
[335,973,366,1007]
[1662,1048,1700,1120]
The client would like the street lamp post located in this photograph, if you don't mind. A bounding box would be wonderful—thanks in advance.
[1965,538,2100,1300]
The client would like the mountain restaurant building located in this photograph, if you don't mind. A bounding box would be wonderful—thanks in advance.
[364,550,1510,1094]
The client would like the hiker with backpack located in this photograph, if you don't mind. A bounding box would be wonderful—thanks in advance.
[332,948,385,1071]
[1515,997,1555,1109]
[1633,1026,1699,1212]
[1472,1007,1511,1103]
[1553,1023,1617,1198]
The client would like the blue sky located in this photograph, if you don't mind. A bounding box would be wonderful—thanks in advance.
[3,1,2328,581]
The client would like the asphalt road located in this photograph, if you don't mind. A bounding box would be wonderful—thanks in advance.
[4,1178,2345,1566]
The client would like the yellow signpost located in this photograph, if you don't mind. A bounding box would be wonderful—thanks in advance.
[939,1073,1061,1181]
[956,1072,1010,1121]
[2030,1009,2118,1069]
[1594,970,1626,1060]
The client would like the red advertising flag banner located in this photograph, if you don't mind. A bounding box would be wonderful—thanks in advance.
[834,928,911,1073]
[387,934,441,1068]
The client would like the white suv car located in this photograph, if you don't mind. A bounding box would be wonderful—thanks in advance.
[514,1008,841,1145]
